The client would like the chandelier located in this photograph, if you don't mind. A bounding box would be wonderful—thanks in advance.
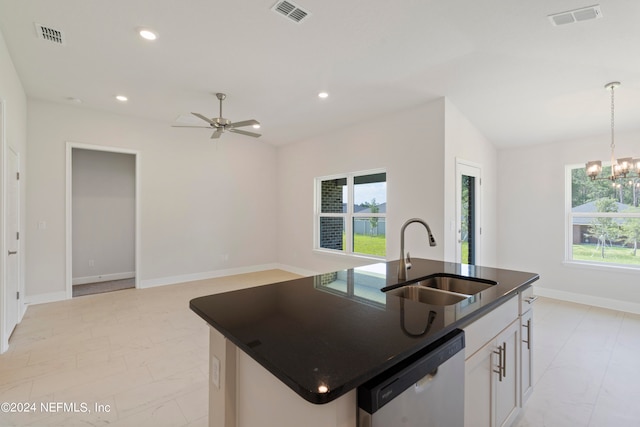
[585,81,640,184]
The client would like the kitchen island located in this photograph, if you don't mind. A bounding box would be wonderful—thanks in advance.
[190,259,539,427]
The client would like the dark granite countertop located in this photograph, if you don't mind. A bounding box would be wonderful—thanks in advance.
[190,258,539,404]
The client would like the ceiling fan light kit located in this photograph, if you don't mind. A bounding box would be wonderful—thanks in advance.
[585,81,640,186]
[172,93,261,139]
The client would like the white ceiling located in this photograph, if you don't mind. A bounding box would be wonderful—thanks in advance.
[1,0,639,147]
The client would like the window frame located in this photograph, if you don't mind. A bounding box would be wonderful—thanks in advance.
[565,163,640,271]
[314,168,387,259]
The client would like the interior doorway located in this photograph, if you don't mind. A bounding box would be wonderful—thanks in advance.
[66,143,140,298]
[455,160,482,265]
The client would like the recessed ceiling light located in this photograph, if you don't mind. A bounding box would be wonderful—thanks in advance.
[252,123,261,129]
[115,95,128,102]
[66,97,82,103]
[138,28,158,41]
[318,92,329,99]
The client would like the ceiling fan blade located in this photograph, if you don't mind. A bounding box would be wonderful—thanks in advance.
[192,112,216,125]
[229,119,259,128]
[229,128,261,138]
[211,128,224,139]
[171,125,212,128]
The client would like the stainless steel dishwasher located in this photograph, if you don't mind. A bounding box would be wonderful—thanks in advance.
[357,329,465,427]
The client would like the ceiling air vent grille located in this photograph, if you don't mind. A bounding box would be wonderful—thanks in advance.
[34,23,65,45]
[271,1,310,24]
[548,5,602,26]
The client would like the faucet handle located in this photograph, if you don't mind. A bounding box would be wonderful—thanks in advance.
[406,252,412,270]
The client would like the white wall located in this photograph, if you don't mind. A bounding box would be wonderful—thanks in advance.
[497,132,640,312]
[26,100,279,300]
[72,149,135,283]
[443,99,498,267]
[0,28,28,351]
[277,99,447,274]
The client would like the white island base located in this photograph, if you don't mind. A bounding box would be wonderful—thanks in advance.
[208,327,357,427]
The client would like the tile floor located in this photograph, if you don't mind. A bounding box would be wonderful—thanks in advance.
[0,270,301,427]
[514,297,640,427]
[1,271,638,426]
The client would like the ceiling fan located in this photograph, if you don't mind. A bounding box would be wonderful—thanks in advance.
[172,93,261,139]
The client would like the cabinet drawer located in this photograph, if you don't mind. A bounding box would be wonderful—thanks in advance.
[462,296,518,359]
[519,286,536,315]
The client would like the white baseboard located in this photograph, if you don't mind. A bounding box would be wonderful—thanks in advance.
[72,271,135,286]
[26,265,317,305]
[25,290,68,306]
[138,263,310,289]
[534,286,640,315]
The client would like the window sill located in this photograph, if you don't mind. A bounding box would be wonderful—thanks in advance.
[313,248,386,263]
[563,260,640,274]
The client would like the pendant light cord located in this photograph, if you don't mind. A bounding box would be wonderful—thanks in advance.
[609,83,616,177]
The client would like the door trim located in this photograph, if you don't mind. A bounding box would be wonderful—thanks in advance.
[0,98,7,353]
[455,158,482,265]
[5,145,21,338]
[65,142,141,299]
[0,99,23,353]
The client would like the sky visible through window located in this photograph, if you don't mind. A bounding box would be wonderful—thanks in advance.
[344,182,387,205]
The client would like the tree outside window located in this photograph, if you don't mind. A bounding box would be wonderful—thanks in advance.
[568,165,640,268]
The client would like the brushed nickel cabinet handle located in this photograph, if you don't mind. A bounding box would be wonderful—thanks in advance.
[8,250,17,255]
[502,343,507,378]
[522,319,531,350]
[493,346,503,382]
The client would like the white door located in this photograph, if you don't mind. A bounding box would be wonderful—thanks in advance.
[6,146,20,338]
[456,160,481,265]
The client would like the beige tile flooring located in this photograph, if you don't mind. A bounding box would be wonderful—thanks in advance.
[0,270,301,427]
[1,271,638,427]
[514,297,640,427]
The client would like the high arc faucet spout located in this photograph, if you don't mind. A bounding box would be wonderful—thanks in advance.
[398,218,437,281]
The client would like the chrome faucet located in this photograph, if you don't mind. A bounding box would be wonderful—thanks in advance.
[398,218,437,281]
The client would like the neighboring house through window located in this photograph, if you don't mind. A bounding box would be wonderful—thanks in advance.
[567,164,640,269]
[315,170,387,258]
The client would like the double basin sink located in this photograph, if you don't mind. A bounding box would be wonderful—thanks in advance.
[387,274,497,306]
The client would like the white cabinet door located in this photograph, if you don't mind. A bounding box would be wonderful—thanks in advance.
[520,309,533,405]
[465,319,520,427]
[494,320,520,427]
[465,340,494,427]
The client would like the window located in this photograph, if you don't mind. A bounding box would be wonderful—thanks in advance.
[316,170,386,258]
[567,164,640,269]
[456,160,482,265]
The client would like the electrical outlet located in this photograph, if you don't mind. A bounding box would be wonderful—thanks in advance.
[88,259,95,267]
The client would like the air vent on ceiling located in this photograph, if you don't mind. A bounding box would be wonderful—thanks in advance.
[34,23,65,45]
[271,1,310,24]
[548,5,602,26]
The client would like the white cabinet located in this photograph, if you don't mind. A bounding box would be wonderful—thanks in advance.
[463,295,520,427]
[519,286,536,405]
[464,337,493,427]
[495,320,520,427]
[464,319,520,427]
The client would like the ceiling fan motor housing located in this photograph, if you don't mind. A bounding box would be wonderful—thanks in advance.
[214,117,231,128]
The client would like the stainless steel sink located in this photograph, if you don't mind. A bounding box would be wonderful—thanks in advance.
[388,286,468,306]
[416,274,496,295]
